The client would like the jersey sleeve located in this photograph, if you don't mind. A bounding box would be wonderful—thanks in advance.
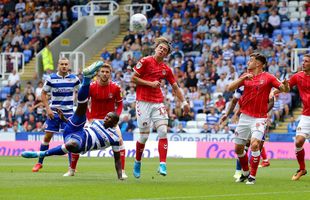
[42,76,51,92]
[288,73,297,87]
[166,67,176,85]
[133,57,147,76]
[89,82,95,98]
[115,84,123,103]
[74,76,81,91]
[270,74,282,89]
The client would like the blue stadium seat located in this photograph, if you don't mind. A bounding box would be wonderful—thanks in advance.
[179,121,187,128]
[283,35,291,43]
[204,39,212,46]
[273,29,282,37]
[193,99,204,113]
[235,56,246,65]
[282,29,293,36]
[3,86,10,94]
[291,20,300,28]
[281,21,291,29]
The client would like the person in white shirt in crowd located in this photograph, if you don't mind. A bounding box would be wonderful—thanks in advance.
[7,69,20,95]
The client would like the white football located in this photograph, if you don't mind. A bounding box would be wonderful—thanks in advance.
[130,13,147,32]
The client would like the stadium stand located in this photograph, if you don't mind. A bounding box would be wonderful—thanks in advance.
[0,0,309,137]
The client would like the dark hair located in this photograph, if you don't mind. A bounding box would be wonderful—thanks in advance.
[304,54,310,58]
[250,53,267,66]
[109,112,119,126]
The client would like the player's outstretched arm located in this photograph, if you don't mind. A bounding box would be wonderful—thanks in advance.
[278,79,290,93]
[219,97,238,124]
[172,83,190,113]
[113,151,123,180]
[267,96,275,112]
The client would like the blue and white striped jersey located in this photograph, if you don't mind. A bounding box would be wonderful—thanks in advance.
[82,120,120,153]
[43,73,80,115]
[233,86,244,99]
[206,113,219,126]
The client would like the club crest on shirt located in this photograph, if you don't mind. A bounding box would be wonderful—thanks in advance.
[136,61,143,69]
[143,122,148,127]
[162,69,166,75]
[259,80,264,85]
[108,93,113,98]
[297,127,301,131]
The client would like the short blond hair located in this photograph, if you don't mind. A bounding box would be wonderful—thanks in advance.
[154,36,172,54]
[58,57,69,64]
[100,63,112,72]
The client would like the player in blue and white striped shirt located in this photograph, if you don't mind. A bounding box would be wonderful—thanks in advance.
[32,57,80,172]
[22,61,124,180]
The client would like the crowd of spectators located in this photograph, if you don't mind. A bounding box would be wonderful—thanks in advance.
[0,0,309,135]
[0,0,88,70]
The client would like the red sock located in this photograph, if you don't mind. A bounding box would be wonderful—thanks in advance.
[120,149,126,170]
[261,147,267,160]
[135,141,145,161]
[158,138,168,163]
[296,148,306,170]
[238,153,249,172]
[70,153,80,170]
[250,154,261,177]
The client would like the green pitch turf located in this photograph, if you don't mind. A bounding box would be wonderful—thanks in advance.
[0,157,310,200]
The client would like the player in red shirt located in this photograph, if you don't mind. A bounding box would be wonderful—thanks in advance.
[287,54,310,181]
[131,37,190,178]
[227,53,289,184]
[63,63,127,179]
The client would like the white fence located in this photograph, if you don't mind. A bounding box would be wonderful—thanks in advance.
[71,0,119,20]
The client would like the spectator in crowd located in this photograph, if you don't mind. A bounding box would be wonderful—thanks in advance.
[200,123,211,133]
[287,116,298,134]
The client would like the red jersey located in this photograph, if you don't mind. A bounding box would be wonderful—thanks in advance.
[289,71,310,116]
[239,72,281,118]
[87,81,122,120]
[133,56,176,103]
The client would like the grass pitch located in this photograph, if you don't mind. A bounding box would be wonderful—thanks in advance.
[0,157,310,200]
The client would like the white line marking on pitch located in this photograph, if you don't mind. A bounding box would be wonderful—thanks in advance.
[128,191,310,200]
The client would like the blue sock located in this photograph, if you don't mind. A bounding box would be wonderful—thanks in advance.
[236,159,241,171]
[77,84,90,102]
[45,145,66,156]
[38,143,49,164]
[82,77,92,86]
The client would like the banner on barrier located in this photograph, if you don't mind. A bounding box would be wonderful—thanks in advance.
[133,133,234,142]
[196,142,310,160]
[2,141,310,160]
[0,141,196,158]
[15,132,63,141]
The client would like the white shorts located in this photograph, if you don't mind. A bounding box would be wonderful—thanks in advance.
[136,101,168,132]
[296,115,310,139]
[234,113,267,145]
